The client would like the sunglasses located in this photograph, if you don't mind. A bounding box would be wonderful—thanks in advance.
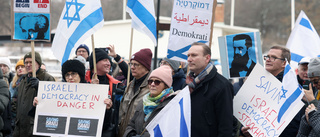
[148,80,163,86]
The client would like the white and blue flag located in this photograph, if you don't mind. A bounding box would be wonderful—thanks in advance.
[126,0,157,46]
[51,0,104,65]
[286,10,320,68]
[277,62,304,123]
[146,86,191,137]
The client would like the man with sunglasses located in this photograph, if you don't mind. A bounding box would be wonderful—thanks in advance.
[186,42,234,136]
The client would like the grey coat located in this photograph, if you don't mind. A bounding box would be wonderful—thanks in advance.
[0,69,10,137]
[297,103,320,137]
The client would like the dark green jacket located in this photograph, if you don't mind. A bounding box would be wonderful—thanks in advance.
[13,69,55,137]
[0,69,10,137]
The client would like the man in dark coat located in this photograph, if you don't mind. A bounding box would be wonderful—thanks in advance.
[186,42,234,136]
[13,52,55,137]
[0,69,10,137]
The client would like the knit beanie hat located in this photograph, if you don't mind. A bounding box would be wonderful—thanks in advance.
[24,51,42,66]
[131,48,152,71]
[62,60,85,82]
[89,48,112,70]
[0,57,11,71]
[163,57,180,72]
[15,59,24,70]
[149,65,172,87]
[75,44,90,55]
[308,57,320,77]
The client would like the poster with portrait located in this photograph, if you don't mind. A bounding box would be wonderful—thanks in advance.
[33,81,109,137]
[11,0,51,41]
[218,32,263,79]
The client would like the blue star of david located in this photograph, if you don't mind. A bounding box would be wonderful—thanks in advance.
[280,86,288,100]
[63,0,85,28]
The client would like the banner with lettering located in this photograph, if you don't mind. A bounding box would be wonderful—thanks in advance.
[33,81,109,137]
[11,0,51,41]
[233,64,304,137]
[166,0,215,61]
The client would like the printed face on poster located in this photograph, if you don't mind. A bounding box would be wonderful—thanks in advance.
[166,0,215,61]
[233,64,304,137]
[12,0,51,41]
[14,13,50,40]
[33,81,109,137]
[218,32,263,79]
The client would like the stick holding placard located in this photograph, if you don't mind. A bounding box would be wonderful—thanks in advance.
[31,41,36,77]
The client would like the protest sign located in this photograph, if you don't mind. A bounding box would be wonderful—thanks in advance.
[218,32,263,79]
[233,64,304,137]
[33,81,109,137]
[11,0,51,41]
[167,0,216,61]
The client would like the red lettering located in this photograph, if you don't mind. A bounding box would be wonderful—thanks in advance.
[57,101,62,107]
[62,102,68,107]
[258,100,266,111]
[76,102,80,109]
[89,102,94,109]
[239,113,250,121]
[266,109,277,123]
[253,98,261,107]
[250,95,255,103]
[82,102,86,109]
[38,4,47,8]
[261,107,270,116]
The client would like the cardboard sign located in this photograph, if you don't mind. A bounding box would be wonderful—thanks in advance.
[11,0,51,41]
[233,64,304,137]
[218,32,263,79]
[166,0,216,61]
[33,81,109,137]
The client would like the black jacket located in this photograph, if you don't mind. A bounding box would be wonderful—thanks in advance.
[190,65,234,137]
[0,70,10,137]
[172,69,186,91]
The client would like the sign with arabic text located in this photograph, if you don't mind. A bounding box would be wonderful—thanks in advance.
[167,0,216,61]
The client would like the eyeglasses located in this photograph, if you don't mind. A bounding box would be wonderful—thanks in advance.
[311,79,320,85]
[147,80,163,86]
[263,55,285,62]
[65,72,78,78]
[128,63,140,68]
[160,61,169,66]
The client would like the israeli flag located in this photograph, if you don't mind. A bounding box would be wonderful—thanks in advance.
[286,10,320,68]
[51,0,104,65]
[146,86,191,137]
[126,0,157,46]
[277,62,304,122]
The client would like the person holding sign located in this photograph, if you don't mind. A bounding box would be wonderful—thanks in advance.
[240,46,304,137]
[186,42,234,136]
[13,52,55,137]
[85,48,122,137]
[297,57,320,137]
[123,65,176,137]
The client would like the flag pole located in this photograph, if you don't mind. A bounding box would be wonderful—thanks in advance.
[127,28,133,86]
[91,35,97,79]
[208,0,217,48]
[153,0,161,70]
[291,0,295,30]
[31,41,36,77]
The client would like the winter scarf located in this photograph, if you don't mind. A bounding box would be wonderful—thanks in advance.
[187,62,213,91]
[143,87,173,121]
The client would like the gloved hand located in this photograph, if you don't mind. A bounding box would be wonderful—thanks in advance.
[29,77,39,91]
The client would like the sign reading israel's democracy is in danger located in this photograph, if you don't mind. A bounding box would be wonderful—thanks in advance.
[33,81,109,137]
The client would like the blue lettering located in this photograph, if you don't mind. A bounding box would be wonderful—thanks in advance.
[56,85,61,91]
[242,103,247,110]
[62,84,66,92]
[42,93,46,99]
[51,84,56,91]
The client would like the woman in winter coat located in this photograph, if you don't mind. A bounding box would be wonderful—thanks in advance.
[123,65,177,137]
[33,59,112,108]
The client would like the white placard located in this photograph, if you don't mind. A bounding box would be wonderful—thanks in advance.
[33,81,109,137]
